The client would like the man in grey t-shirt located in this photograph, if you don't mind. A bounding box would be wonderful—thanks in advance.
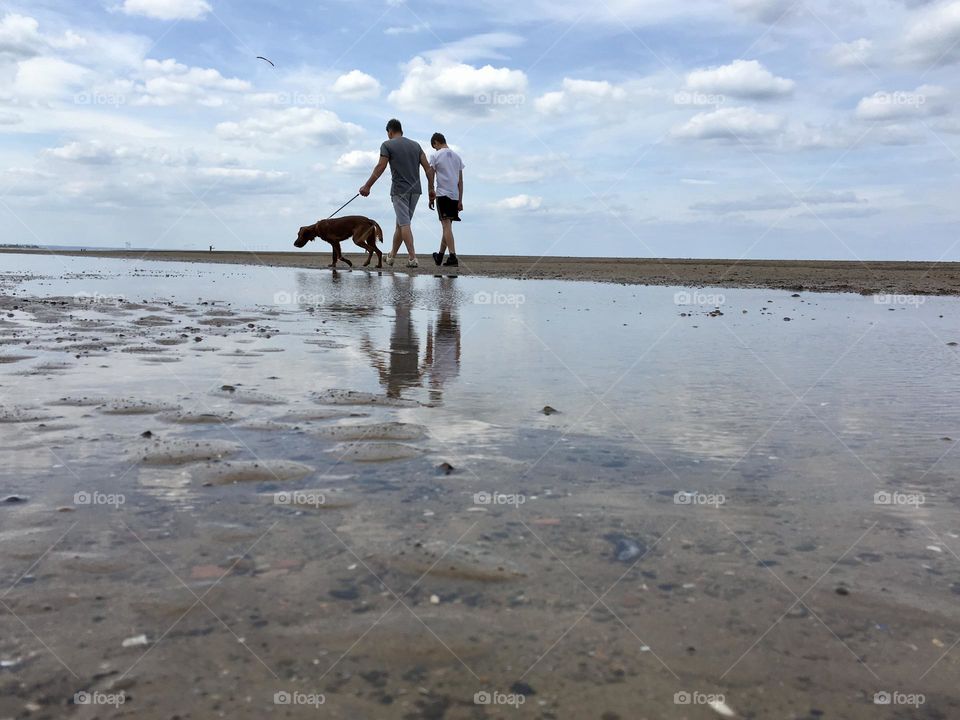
[359,118,435,268]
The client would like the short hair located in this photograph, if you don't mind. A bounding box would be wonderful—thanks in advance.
[386,118,403,134]
[430,132,446,147]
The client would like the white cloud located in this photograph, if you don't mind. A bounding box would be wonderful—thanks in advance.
[335,150,380,171]
[216,107,361,150]
[692,190,866,214]
[0,14,43,57]
[14,57,88,100]
[134,58,251,106]
[855,85,949,121]
[534,78,627,114]
[389,56,527,115]
[331,70,381,99]
[45,140,201,166]
[828,38,874,69]
[902,0,960,66]
[120,0,212,21]
[0,111,21,125]
[685,59,794,99]
[494,194,542,210]
[384,23,429,35]
[673,106,786,140]
[425,32,525,63]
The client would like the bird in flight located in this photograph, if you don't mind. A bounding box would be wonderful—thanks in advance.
[256,56,275,67]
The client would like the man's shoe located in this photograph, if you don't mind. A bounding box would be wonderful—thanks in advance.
[385,254,395,267]
[406,258,419,268]
[432,252,443,266]
[443,255,459,267]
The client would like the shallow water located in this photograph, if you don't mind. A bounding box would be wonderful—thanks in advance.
[1,253,958,719]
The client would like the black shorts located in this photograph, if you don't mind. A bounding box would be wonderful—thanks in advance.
[436,195,461,222]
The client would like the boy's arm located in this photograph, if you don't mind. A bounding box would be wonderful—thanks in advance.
[457,170,464,211]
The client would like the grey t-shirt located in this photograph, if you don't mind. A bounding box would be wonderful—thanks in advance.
[380,136,424,197]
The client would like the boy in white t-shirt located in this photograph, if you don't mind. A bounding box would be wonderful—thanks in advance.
[427,133,464,267]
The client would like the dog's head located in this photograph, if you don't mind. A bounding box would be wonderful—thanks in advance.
[294,223,319,248]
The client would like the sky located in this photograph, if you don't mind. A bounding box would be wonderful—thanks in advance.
[0,0,958,260]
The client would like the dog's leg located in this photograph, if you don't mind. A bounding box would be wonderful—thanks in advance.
[339,242,353,267]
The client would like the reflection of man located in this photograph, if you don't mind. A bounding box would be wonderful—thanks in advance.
[362,275,422,398]
[423,277,460,404]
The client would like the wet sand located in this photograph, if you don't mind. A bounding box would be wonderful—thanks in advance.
[5,248,960,295]
[2,257,959,719]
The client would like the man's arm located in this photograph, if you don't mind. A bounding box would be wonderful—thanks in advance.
[420,151,435,200]
[457,169,464,211]
[359,156,389,196]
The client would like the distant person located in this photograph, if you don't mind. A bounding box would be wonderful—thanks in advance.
[359,119,435,269]
[428,132,464,268]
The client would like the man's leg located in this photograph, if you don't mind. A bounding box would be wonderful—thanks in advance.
[389,223,403,259]
[400,224,416,259]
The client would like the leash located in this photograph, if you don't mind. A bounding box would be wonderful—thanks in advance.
[327,193,360,219]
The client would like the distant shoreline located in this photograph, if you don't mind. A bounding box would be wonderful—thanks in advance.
[3,248,959,296]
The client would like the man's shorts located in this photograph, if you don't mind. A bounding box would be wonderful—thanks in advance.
[391,193,420,227]
[436,195,461,222]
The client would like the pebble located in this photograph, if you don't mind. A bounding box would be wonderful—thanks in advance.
[436,462,455,475]
[542,405,559,415]
[926,545,943,553]
[709,698,736,717]
[2,495,27,504]
[430,594,440,605]
[121,634,149,648]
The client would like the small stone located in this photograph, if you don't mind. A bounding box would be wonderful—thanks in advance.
[430,594,440,605]
[542,405,559,415]
[783,317,792,321]
[510,681,535,696]
[121,634,149,648]
[436,462,455,475]
[56,506,74,513]
[141,430,153,438]
[2,495,26,504]
[835,587,849,596]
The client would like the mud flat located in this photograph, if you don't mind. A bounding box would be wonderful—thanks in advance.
[1,256,959,719]
[5,248,960,295]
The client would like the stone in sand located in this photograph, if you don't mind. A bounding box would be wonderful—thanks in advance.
[99,399,180,415]
[0,406,58,423]
[312,389,419,408]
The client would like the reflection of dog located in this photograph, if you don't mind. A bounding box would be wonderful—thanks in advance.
[294,216,384,268]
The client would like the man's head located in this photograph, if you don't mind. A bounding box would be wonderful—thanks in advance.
[430,132,447,150]
[386,118,403,139]
[294,222,319,248]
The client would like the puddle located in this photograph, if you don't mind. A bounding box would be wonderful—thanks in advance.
[1,253,959,719]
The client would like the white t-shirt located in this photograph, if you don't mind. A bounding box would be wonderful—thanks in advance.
[429,148,464,200]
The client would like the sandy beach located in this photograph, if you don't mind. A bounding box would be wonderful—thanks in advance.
[5,248,960,295]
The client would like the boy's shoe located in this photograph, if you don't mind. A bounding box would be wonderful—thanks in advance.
[443,254,459,267]
[384,254,395,267]
[406,258,419,268]
[432,252,443,266]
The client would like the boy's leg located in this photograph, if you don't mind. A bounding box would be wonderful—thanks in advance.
[442,219,457,256]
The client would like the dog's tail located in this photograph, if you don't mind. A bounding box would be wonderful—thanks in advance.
[373,221,384,244]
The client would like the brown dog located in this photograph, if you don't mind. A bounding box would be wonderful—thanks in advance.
[294,216,384,268]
